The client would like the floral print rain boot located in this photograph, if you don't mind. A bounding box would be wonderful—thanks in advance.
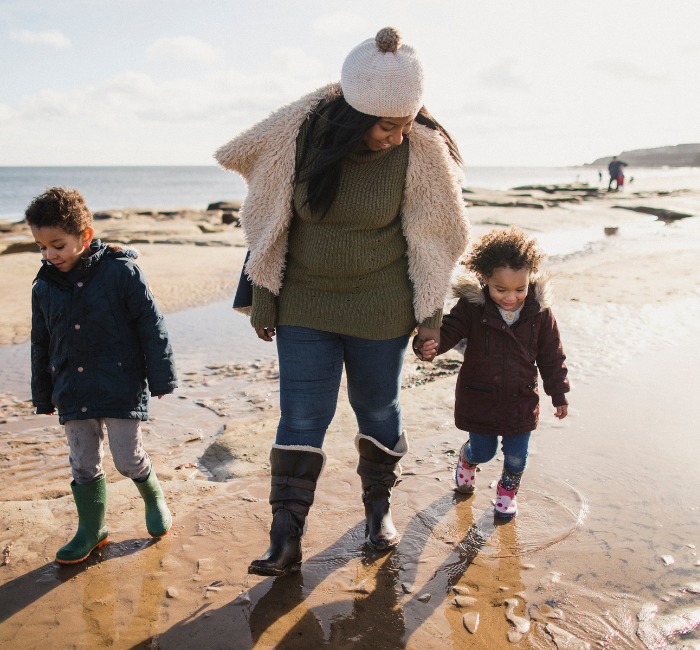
[455,442,478,494]
[495,467,523,519]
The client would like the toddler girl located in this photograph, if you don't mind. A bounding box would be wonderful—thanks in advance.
[415,227,569,519]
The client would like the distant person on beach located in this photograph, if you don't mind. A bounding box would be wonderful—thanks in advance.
[216,27,469,576]
[415,228,569,519]
[27,187,177,564]
[608,156,628,191]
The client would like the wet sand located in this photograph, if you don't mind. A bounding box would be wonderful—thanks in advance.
[2,176,700,648]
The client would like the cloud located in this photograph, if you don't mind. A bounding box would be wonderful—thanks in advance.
[591,59,668,84]
[478,59,526,90]
[9,29,71,49]
[146,36,224,63]
[6,48,327,129]
[313,12,367,36]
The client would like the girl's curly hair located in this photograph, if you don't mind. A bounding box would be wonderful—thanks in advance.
[468,227,545,277]
[25,187,93,235]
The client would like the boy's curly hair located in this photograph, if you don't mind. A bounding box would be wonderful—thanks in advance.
[468,227,545,277]
[25,187,93,236]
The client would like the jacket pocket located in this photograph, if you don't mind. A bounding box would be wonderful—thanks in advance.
[460,381,498,428]
[48,356,70,411]
[96,356,147,412]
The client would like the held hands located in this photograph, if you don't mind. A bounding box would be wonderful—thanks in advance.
[555,405,568,420]
[413,326,440,362]
[255,327,276,342]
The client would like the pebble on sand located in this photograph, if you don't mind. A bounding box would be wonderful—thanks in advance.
[349,579,370,594]
[462,612,479,634]
[417,593,431,603]
[232,592,251,605]
[504,599,531,634]
[166,588,179,598]
[452,586,470,595]
[453,596,478,607]
[401,582,414,594]
[661,555,675,566]
[637,603,658,622]
[686,583,700,594]
[507,630,524,643]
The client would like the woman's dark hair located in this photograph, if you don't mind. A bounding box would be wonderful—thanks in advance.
[295,91,463,220]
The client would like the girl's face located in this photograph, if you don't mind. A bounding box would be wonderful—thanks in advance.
[361,115,414,151]
[31,225,94,272]
[482,266,530,311]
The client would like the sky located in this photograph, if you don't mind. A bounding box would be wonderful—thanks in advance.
[1,0,699,167]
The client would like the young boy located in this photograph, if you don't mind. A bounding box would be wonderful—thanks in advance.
[27,187,177,563]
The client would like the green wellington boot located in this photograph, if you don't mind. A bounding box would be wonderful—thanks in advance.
[133,467,172,538]
[56,476,109,564]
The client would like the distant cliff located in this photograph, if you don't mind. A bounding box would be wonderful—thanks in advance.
[588,143,700,167]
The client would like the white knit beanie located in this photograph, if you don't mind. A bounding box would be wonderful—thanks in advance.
[341,27,424,117]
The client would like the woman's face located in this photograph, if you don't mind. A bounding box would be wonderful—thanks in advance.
[362,115,415,151]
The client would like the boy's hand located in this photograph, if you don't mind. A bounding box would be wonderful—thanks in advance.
[555,405,568,420]
[255,327,276,342]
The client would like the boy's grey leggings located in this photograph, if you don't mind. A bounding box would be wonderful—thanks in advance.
[64,418,151,485]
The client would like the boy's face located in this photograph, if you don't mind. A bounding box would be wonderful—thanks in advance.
[31,225,94,272]
[482,266,530,311]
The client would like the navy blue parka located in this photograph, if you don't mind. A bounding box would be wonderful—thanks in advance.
[31,241,177,423]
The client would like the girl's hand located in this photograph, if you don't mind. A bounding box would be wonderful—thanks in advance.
[414,326,440,362]
[255,327,276,342]
[555,405,568,420]
[413,337,438,361]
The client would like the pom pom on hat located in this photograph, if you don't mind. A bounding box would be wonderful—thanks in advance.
[375,27,401,53]
[341,27,424,117]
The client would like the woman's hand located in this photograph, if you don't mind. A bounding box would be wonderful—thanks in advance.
[554,405,568,420]
[414,326,440,362]
[255,327,276,342]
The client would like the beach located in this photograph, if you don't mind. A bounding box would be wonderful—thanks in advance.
[2,174,700,649]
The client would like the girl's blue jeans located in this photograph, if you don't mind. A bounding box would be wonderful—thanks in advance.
[463,431,531,474]
[275,326,410,450]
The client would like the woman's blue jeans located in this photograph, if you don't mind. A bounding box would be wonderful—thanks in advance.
[275,326,410,450]
[463,431,531,474]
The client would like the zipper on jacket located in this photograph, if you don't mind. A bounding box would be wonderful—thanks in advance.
[485,325,490,355]
[527,323,536,355]
[465,385,493,394]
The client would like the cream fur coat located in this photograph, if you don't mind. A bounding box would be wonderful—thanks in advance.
[214,83,471,323]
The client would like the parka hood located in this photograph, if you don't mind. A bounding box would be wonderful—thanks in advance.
[452,270,554,312]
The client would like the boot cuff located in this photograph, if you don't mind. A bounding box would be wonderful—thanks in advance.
[354,431,409,458]
[269,444,327,476]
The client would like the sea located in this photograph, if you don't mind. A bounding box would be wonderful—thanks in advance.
[2,164,697,222]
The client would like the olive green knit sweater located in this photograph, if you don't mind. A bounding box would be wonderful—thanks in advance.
[251,125,443,340]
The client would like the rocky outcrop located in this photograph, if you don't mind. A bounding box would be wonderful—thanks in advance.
[588,143,700,168]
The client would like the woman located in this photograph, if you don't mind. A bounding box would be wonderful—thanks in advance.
[215,27,470,576]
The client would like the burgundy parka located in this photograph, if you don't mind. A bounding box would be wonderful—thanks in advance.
[436,272,569,437]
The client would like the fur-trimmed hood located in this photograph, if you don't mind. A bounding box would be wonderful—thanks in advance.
[214,83,470,323]
[452,270,554,312]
